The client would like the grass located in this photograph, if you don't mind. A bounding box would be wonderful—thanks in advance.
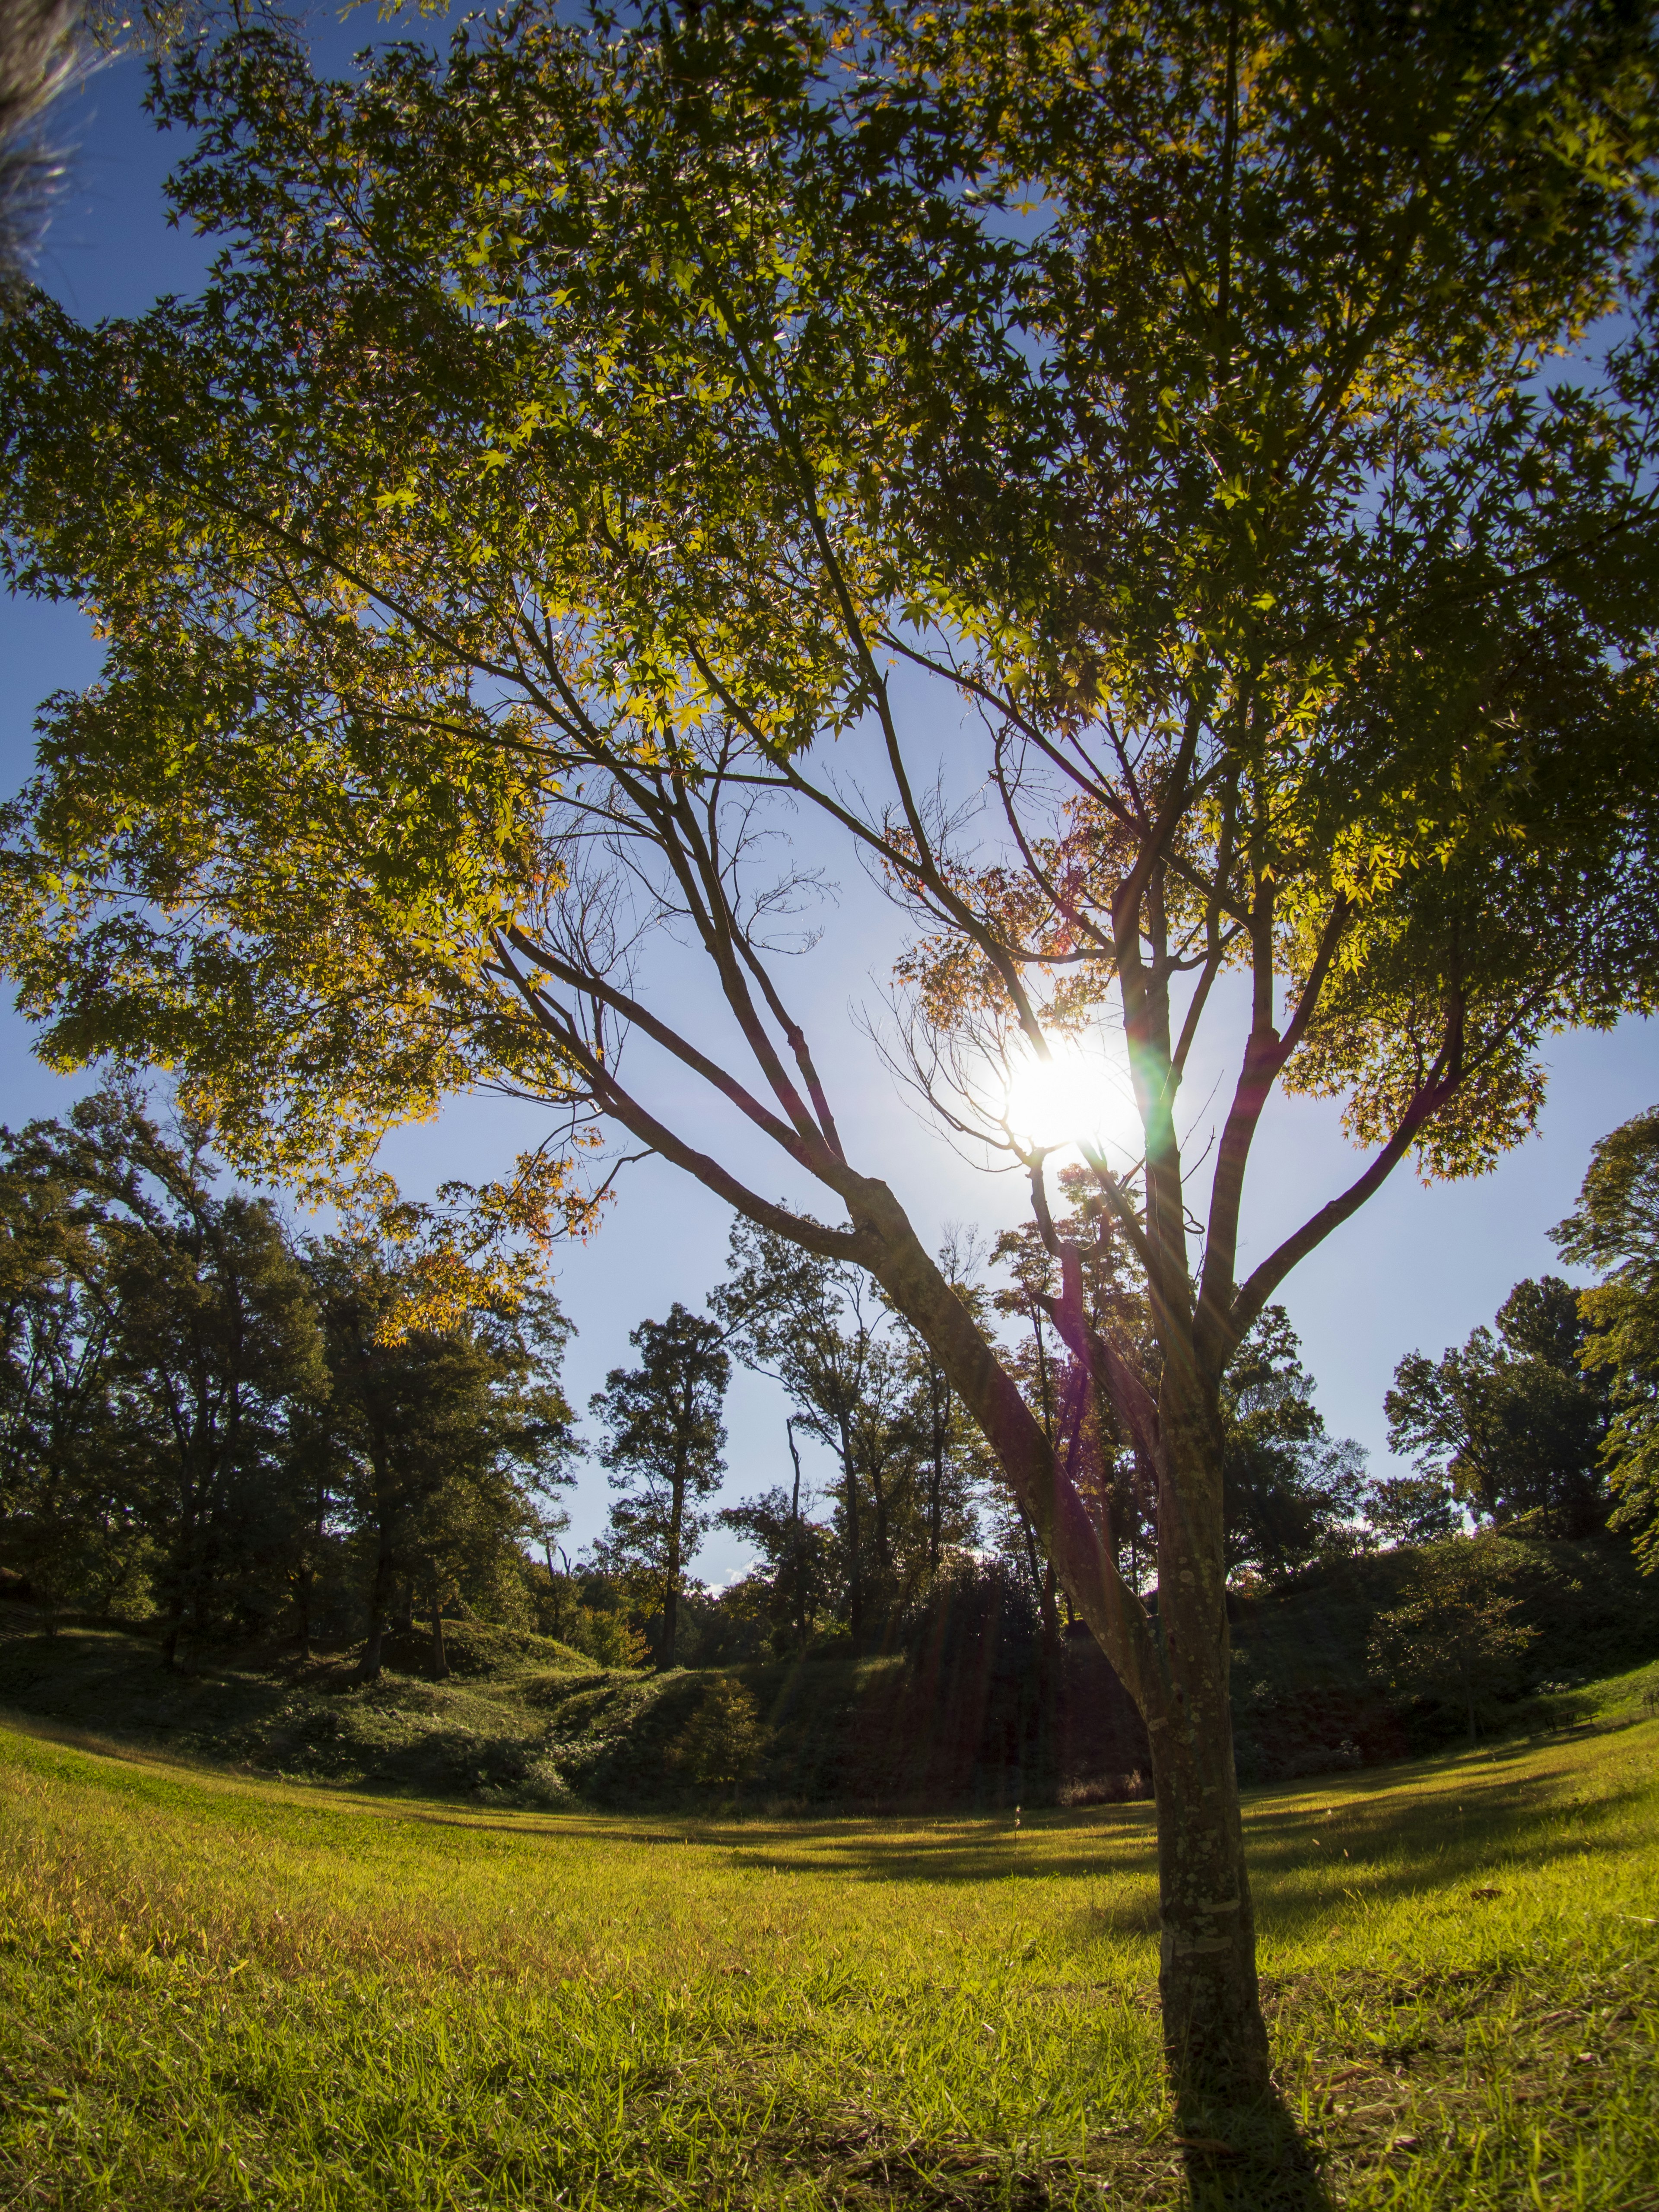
[1,1666,1657,2208]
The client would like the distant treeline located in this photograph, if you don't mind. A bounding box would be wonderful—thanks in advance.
[0,1092,1626,1681]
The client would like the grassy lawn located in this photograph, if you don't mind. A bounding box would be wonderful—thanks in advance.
[1,1672,1656,2210]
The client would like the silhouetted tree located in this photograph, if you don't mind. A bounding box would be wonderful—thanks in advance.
[589,1302,728,1669]
[1386,1277,1609,1537]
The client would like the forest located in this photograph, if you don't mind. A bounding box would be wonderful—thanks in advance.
[3,1081,1653,1754]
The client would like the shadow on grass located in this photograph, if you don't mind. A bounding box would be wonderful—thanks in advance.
[674,1729,1652,1935]
[1168,2072,1335,2211]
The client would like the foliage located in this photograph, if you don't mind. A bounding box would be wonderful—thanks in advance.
[0,1088,324,1659]
[671,1674,762,1789]
[1222,1308,1370,1582]
[529,1568,653,1671]
[588,1302,728,1669]
[1367,1533,1549,1742]
[0,1091,576,1670]
[1385,1275,1611,1537]
[303,1194,576,1681]
[1554,1104,1659,1569]
[715,1478,838,1656]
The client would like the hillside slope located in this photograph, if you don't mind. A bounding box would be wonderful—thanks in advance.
[3,1532,1656,1809]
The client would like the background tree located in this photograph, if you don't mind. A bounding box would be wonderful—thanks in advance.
[589,1302,728,1669]
[0,1133,135,1621]
[1554,1106,1659,1568]
[1362,1468,1465,1550]
[1222,1309,1370,1583]
[306,1182,576,1681]
[3,1090,324,1665]
[1386,1277,1610,1538]
[5,0,1659,2102]
[1368,1534,1542,1744]
[717,1459,838,1656]
[714,1223,880,1644]
[896,1227,989,1583]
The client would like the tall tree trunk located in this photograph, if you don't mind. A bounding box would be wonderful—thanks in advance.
[842,1169,1273,2102]
[356,1461,396,1684]
[430,1576,449,1680]
[837,1409,862,1645]
[663,1460,684,1669]
[928,1365,947,1573]
[786,1418,806,1647]
[1150,1392,1271,2098]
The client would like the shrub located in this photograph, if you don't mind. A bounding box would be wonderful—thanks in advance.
[673,1677,762,1789]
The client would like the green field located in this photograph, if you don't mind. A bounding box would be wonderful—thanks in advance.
[2,1675,1657,2211]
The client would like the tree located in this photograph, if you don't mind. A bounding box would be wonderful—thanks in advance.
[714,1222,881,1642]
[589,1302,728,1669]
[0,1090,325,1664]
[1222,1308,1369,1583]
[0,1131,134,1620]
[306,1182,576,1681]
[1553,1106,1659,1568]
[1368,1533,1541,1744]
[1385,1276,1609,1538]
[4,0,1659,2102]
[718,1452,838,1654]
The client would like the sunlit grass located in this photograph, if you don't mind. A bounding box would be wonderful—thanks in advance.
[2,1666,1656,2208]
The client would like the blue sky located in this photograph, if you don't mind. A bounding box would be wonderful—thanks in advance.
[3,30,1654,1582]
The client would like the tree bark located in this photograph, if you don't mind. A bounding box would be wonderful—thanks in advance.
[431,1582,449,1680]
[356,1496,395,1684]
[928,1363,947,1573]
[1147,1385,1271,2097]
[837,1408,862,1645]
[786,1417,807,1647]
[663,1455,684,1670]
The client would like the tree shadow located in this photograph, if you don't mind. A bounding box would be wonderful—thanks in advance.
[1166,2062,1335,2211]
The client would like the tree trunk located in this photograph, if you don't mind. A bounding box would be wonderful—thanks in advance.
[356,1531,394,1682]
[928,1366,947,1573]
[842,1170,1271,2102]
[786,1419,807,1647]
[431,1583,449,1680]
[838,1410,862,1645]
[1146,1661,1267,2084]
[663,1463,683,1670]
[1150,1398,1271,2100]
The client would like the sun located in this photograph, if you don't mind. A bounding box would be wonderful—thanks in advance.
[1001,1038,1137,1156]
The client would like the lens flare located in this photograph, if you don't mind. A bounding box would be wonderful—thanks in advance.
[1002,1039,1134,1154]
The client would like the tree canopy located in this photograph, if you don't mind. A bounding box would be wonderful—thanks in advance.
[589,1300,729,1667]
[1554,1105,1659,1568]
[1385,1274,1610,1538]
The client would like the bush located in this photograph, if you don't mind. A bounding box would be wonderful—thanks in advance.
[1370,1534,1554,1742]
[672,1677,762,1789]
